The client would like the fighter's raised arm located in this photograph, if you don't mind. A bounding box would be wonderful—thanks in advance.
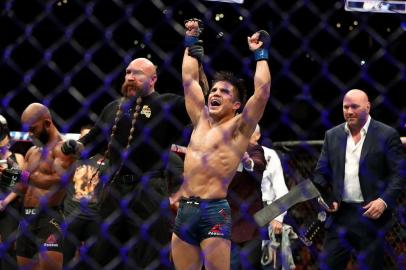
[182,18,205,126]
[240,30,271,136]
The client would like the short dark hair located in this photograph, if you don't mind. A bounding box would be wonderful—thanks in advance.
[212,71,247,112]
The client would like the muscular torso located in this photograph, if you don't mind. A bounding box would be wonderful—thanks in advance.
[182,108,250,199]
[24,142,74,207]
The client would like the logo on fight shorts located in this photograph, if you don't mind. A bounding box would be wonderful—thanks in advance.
[44,234,59,248]
[208,224,225,236]
[218,208,229,219]
[49,218,62,232]
[141,105,151,118]
[25,208,37,215]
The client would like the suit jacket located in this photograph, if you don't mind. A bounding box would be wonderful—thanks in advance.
[313,118,405,210]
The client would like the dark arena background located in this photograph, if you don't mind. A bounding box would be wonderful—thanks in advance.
[1,0,406,269]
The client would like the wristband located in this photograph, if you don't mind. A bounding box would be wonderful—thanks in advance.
[21,170,30,184]
[254,48,269,61]
[184,36,199,47]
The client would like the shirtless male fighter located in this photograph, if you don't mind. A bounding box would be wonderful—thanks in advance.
[171,19,271,270]
[15,103,75,270]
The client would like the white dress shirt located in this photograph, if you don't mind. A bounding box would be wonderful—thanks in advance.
[342,116,371,203]
[261,146,289,222]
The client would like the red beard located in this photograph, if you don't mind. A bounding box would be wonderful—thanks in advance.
[121,81,139,97]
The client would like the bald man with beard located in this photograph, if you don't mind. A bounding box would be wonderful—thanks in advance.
[313,89,406,270]
[15,103,76,270]
[60,57,193,269]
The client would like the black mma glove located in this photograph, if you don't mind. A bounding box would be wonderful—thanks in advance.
[0,168,22,187]
[61,139,79,155]
[254,30,271,61]
[188,42,204,62]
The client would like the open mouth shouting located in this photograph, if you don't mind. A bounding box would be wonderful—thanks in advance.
[209,98,221,109]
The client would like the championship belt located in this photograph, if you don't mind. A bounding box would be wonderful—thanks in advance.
[299,210,329,246]
[254,179,322,227]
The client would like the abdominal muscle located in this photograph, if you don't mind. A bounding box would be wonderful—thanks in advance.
[181,141,242,199]
[24,186,66,208]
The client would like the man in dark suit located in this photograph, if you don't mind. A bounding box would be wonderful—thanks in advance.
[313,89,406,270]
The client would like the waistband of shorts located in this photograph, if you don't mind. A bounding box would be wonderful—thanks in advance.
[23,206,62,215]
[112,170,165,185]
[180,196,227,204]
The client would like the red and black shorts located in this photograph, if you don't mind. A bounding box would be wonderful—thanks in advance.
[16,207,64,258]
[173,197,232,246]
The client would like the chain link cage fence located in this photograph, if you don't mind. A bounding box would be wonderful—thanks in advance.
[1,0,406,269]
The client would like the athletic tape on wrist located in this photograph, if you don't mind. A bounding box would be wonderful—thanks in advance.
[255,49,269,61]
[184,36,199,47]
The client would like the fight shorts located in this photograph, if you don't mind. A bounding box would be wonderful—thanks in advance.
[16,207,64,258]
[173,196,232,246]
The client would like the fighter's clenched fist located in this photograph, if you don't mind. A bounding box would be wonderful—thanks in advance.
[184,18,203,37]
[248,30,271,61]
